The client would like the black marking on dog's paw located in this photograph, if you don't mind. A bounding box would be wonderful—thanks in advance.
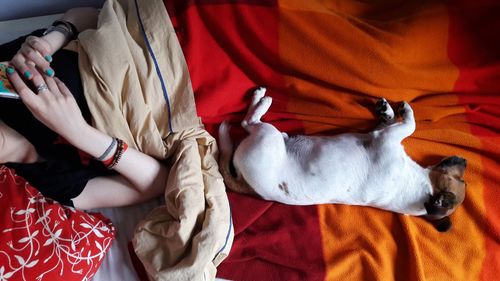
[375,99,388,113]
[398,102,410,116]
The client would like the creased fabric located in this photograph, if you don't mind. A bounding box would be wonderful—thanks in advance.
[76,0,233,280]
[164,1,500,280]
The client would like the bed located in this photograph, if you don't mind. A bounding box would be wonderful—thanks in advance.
[166,1,499,280]
[1,0,499,280]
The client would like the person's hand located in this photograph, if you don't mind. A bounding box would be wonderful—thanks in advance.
[11,35,56,81]
[6,65,89,144]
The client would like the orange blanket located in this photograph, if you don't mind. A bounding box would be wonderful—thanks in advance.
[167,0,499,279]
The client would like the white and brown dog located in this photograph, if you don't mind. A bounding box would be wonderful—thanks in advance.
[219,87,467,232]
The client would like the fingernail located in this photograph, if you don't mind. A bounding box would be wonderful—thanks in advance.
[23,71,31,78]
[45,69,54,77]
[6,67,15,75]
[44,55,53,62]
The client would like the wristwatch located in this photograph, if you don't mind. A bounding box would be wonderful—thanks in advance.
[43,20,79,42]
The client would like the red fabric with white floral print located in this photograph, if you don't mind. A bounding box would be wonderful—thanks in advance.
[0,166,115,281]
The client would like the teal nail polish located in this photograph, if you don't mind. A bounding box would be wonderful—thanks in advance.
[6,67,14,74]
[45,69,54,77]
[44,55,53,62]
[23,71,31,78]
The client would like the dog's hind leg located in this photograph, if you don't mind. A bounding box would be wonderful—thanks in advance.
[218,121,257,195]
[250,87,266,108]
[242,87,272,130]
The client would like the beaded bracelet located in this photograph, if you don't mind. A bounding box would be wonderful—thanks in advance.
[106,139,129,170]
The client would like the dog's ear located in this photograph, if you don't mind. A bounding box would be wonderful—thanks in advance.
[437,156,467,174]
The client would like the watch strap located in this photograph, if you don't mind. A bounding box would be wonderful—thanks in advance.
[43,25,72,40]
[43,20,79,42]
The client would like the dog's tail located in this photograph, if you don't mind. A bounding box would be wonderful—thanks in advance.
[218,121,256,195]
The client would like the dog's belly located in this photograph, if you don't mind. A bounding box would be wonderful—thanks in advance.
[239,134,375,205]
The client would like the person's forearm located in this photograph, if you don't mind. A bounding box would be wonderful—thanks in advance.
[8,63,167,196]
[42,7,99,53]
[61,7,99,33]
[69,124,168,193]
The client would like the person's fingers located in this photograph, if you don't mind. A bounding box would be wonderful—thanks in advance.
[26,64,50,92]
[26,60,36,67]
[29,67,52,96]
[6,66,38,105]
[26,36,53,62]
[11,53,33,80]
[54,77,72,97]
[44,76,60,96]
[20,42,54,77]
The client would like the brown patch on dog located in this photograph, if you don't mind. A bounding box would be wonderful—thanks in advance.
[278,182,290,195]
[425,156,468,231]
[429,156,467,208]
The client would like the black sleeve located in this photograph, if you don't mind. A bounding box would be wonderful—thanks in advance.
[5,145,114,206]
[0,29,91,149]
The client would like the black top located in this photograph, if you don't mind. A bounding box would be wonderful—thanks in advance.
[0,30,112,206]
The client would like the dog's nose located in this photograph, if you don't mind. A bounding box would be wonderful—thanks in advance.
[433,216,452,232]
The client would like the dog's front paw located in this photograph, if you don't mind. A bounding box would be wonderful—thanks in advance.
[397,101,413,117]
[375,98,394,122]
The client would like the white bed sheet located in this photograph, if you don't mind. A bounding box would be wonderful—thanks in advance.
[92,199,163,281]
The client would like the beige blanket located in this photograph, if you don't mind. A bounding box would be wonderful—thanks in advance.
[75,0,233,280]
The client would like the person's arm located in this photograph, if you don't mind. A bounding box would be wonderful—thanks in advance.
[6,64,168,209]
[44,8,100,54]
[10,7,99,82]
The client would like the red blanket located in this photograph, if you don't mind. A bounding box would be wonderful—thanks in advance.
[167,0,499,280]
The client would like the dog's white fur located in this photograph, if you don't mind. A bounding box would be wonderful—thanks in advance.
[219,87,434,216]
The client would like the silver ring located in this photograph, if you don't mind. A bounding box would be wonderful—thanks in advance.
[36,84,49,93]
